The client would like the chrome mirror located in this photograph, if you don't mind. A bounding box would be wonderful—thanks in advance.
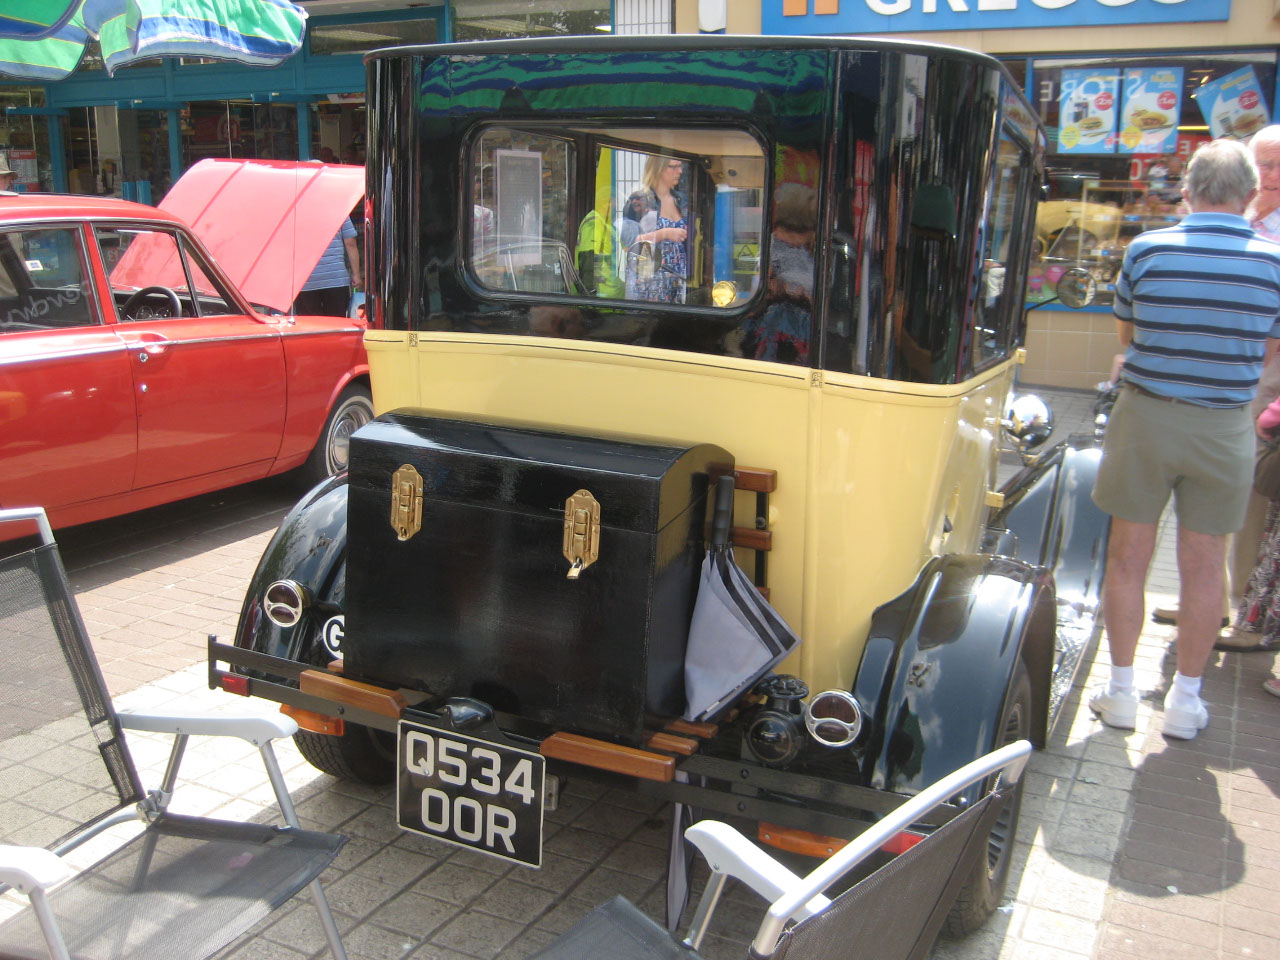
[1056,266,1097,309]
[1003,393,1055,462]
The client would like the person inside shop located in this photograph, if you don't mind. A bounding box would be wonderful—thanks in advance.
[575,183,623,299]
[738,182,817,365]
[293,216,360,316]
[0,159,17,195]
[617,190,651,255]
[626,154,689,303]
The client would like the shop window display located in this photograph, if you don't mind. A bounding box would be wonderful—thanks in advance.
[1024,51,1277,306]
[0,86,51,193]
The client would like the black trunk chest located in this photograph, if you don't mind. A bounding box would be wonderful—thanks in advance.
[345,411,731,744]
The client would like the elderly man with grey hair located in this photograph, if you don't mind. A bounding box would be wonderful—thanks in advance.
[1090,138,1280,740]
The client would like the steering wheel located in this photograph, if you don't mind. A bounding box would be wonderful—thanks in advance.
[122,285,182,320]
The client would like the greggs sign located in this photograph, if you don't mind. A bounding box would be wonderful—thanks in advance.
[763,0,1232,34]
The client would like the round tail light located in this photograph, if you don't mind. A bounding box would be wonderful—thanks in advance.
[804,690,863,747]
[263,579,308,628]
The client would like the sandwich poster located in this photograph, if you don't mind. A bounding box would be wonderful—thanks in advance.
[1193,67,1270,141]
[1058,69,1119,154]
[1118,67,1183,154]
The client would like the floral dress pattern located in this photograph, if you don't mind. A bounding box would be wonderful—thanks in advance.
[1235,499,1280,648]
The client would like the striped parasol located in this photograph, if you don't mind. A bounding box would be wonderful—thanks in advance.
[0,0,307,80]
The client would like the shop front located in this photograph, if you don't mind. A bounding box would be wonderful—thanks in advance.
[0,0,617,204]
[683,0,1280,390]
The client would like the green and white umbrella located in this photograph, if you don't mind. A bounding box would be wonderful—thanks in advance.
[0,0,307,80]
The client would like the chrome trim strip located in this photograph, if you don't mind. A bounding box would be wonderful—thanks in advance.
[279,326,364,338]
[116,332,282,348]
[0,342,127,367]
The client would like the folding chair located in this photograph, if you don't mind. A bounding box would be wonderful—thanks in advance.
[0,507,349,960]
[528,739,1032,960]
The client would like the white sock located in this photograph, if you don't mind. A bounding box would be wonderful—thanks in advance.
[1109,665,1135,696]
[1171,672,1201,704]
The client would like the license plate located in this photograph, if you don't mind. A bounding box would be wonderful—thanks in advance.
[396,720,545,867]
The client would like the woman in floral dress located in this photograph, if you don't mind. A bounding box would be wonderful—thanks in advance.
[629,154,689,304]
[1231,393,1280,696]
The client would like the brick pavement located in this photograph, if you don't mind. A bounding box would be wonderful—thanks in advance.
[3,386,1277,959]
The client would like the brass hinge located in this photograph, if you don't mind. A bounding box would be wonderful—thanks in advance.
[390,464,423,541]
[562,489,601,579]
[985,489,1006,509]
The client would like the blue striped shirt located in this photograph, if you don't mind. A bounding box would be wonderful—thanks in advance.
[1115,212,1280,407]
[301,218,356,292]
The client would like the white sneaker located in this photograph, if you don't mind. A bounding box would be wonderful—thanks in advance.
[1162,694,1209,741]
[1088,688,1138,729]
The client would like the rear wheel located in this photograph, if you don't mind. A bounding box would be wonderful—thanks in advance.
[299,383,373,488]
[295,723,396,785]
[943,658,1030,936]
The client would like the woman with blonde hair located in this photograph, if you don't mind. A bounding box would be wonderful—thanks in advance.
[628,154,689,303]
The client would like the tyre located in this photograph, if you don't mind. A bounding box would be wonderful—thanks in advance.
[295,723,397,785]
[299,383,373,488]
[943,658,1031,936]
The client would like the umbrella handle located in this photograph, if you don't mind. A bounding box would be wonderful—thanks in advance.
[710,474,735,548]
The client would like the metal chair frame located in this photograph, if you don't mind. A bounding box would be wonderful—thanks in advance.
[0,506,349,960]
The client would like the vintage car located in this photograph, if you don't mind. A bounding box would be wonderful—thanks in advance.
[212,36,1111,936]
[0,159,370,531]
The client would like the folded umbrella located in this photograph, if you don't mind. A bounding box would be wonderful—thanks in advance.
[683,474,801,722]
[0,0,307,80]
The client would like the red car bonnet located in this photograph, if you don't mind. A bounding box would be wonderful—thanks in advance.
[152,158,365,314]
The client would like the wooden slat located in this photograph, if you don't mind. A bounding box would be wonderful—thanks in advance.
[730,527,771,551]
[540,732,674,782]
[663,718,719,738]
[299,669,408,720]
[644,731,699,756]
[734,466,778,493]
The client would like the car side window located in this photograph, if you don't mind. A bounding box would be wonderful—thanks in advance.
[974,129,1035,371]
[179,243,237,316]
[95,225,237,320]
[0,227,95,333]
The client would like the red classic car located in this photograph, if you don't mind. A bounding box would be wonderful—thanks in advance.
[0,159,370,530]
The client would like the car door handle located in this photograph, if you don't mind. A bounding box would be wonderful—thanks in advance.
[128,333,170,360]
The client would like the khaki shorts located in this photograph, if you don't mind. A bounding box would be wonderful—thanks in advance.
[1092,386,1255,535]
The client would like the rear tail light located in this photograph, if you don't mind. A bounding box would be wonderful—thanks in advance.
[803,690,863,747]
[220,673,249,697]
[263,579,308,628]
[881,830,925,855]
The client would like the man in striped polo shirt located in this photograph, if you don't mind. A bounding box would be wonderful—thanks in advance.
[1090,139,1280,741]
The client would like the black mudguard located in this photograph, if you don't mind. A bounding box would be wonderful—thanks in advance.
[853,553,1056,797]
[993,437,1108,613]
[233,473,350,666]
[992,437,1111,716]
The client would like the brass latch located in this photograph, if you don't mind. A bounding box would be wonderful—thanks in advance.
[562,489,601,579]
[390,464,423,541]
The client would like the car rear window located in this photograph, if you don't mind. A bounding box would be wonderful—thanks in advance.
[0,227,95,332]
[467,125,766,311]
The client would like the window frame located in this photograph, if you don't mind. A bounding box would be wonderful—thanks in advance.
[0,223,98,334]
[461,120,771,317]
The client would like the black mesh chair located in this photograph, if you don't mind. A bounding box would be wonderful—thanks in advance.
[0,507,349,960]
[528,740,1032,960]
